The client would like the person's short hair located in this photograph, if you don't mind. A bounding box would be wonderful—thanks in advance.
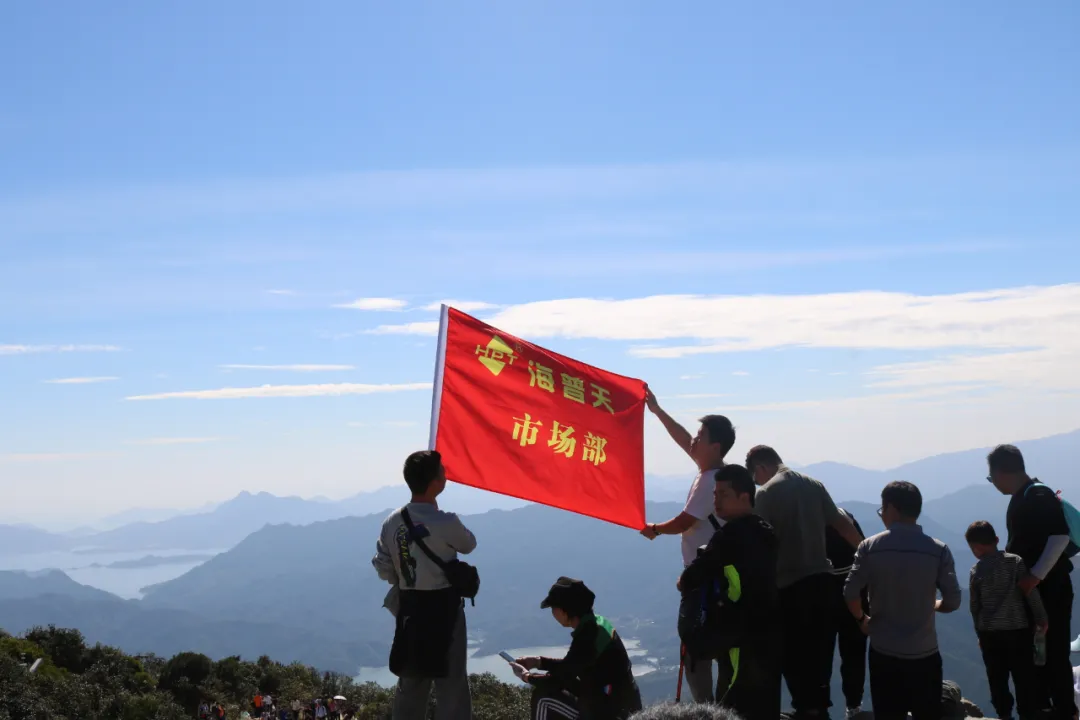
[988,444,1025,475]
[403,450,443,495]
[965,520,997,546]
[698,415,735,455]
[715,464,756,507]
[745,444,783,470]
[631,704,742,720]
[881,481,922,519]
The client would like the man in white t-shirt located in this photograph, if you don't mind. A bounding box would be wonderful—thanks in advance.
[639,385,735,703]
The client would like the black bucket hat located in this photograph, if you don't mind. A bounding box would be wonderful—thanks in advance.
[540,577,596,616]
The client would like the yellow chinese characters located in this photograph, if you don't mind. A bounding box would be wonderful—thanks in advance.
[528,361,556,393]
[547,421,576,458]
[561,373,586,404]
[510,413,607,466]
[582,433,608,466]
[590,383,614,414]
[512,413,542,447]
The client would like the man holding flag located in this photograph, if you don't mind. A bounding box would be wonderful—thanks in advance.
[639,387,735,703]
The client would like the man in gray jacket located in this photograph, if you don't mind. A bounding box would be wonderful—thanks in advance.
[373,450,477,720]
[845,481,962,720]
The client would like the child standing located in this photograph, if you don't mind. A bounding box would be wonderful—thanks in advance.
[967,520,1050,720]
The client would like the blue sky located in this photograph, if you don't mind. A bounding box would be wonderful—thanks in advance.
[2,1,1078,524]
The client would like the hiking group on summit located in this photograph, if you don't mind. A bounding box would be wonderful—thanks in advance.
[373,386,1075,720]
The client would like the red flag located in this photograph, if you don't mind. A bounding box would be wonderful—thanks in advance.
[428,306,646,529]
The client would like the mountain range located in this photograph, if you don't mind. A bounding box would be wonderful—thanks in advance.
[2,429,1078,711]
[4,428,1075,556]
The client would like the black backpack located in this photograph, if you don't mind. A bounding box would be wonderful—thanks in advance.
[401,507,480,605]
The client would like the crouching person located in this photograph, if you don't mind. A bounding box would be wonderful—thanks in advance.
[516,578,643,720]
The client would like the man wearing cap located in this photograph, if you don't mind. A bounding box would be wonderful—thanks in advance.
[515,577,643,720]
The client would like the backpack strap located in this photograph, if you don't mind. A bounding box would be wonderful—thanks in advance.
[707,514,721,531]
[401,507,451,573]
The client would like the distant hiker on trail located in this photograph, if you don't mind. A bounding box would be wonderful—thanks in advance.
[746,444,862,719]
[967,519,1049,720]
[678,464,782,720]
[638,385,734,703]
[844,481,962,720]
[514,577,643,720]
[988,444,1077,720]
[372,449,478,720]
[827,507,869,718]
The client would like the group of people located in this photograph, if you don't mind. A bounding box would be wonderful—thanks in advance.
[371,385,1075,720]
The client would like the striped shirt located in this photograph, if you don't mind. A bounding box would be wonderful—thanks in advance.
[969,550,1048,633]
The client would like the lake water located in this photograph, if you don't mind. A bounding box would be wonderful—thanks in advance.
[0,548,220,599]
[355,638,659,687]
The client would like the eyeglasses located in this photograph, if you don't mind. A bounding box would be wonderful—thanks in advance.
[876,507,884,518]
[986,475,994,483]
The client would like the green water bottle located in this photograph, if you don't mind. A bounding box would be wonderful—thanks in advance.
[1034,627,1048,667]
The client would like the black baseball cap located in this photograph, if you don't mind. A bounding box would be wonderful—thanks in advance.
[540,577,596,615]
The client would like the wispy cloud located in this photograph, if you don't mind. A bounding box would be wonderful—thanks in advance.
[334,298,408,311]
[44,376,119,384]
[422,300,498,312]
[732,371,750,376]
[266,289,298,296]
[125,437,222,446]
[667,393,731,399]
[679,374,704,381]
[220,364,354,372]
[0,452,115,463]
[126,382,431,401]
[1,344,120,356]
[367,321,439,336]
[367,284,1080,393]
[370,284,1080,352]
[348,420,419,428]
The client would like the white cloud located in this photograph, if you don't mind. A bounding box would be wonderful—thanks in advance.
[370,284,1078,350]
[367,321,440,335]
[368,284,1080,394]
[334,298,408,311]
[0,344,120,355]
[220,364,354,372]
[668,393,731,399]
[126,382,431,401]
[422,300,498,312]
[44,376,119,384]
[266,289,298,296]
[679,374,704,380]
[348,420,419,428]
[126,437,222,446]
[732,371,750,376]
[0,452,114,463]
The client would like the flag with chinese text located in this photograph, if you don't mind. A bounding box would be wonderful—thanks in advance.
[428,306,646,530]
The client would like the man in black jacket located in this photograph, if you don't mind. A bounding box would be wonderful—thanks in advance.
[516,578,643,720]
[679,464,782,720]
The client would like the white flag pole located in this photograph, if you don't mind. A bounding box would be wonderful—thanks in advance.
[427,304,450,450]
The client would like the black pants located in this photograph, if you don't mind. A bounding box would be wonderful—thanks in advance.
[868,649,942,720]
[979,628,1044,719]
[1038,573,1075,720]
[834,573,868,709]
[722,632,783,720]
[530,687,579,720]
[780,572,837,713]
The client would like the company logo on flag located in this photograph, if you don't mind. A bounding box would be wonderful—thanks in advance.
[428,306,646,529]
